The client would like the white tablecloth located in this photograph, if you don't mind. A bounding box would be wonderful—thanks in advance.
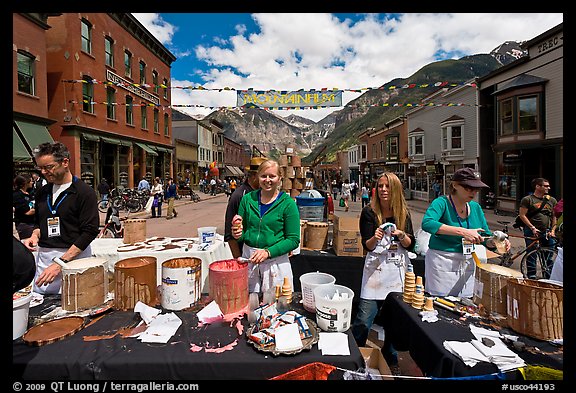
[90,236,233,293]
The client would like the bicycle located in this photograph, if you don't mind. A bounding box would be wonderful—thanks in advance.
[494,220,558,280]
[190,188,201,203]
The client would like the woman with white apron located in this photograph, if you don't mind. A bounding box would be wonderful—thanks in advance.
[231,159,300,294]
[351,172,416,374]
[422,168,510,298]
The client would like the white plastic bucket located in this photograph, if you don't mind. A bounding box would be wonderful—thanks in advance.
[300,272,336,313]
[314,284,354,332]
[198,226,217,245]
[161,258,202,311]
[13,293,32,340]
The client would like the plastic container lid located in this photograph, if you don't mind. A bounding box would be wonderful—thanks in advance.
[297,189,323,199]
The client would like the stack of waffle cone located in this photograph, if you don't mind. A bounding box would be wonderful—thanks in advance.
[281,277,292,303]
[411,277,425,309]
[423,296,434,312]
[403,270,416,303]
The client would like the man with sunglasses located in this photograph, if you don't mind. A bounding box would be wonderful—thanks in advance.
[518,178,558,278]
[22,142,100,295]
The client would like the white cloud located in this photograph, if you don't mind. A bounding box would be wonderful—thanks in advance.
[134,13,563,122]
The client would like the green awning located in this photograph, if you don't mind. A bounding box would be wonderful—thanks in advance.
[135,142,158,156]
[101,136,122,145]
[83,133,101,142]
[14,120,54,152]
[13,128,32,162]
[155,146,172,154]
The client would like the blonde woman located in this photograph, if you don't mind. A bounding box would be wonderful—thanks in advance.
[150,177,163,218]
[231,159,300,293]
[351,172,415,374]
[341,179,352,211]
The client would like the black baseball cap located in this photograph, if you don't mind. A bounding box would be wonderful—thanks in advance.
[452,168,489,188]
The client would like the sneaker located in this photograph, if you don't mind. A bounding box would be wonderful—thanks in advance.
[166,216,173,220]
[174,212,178,217]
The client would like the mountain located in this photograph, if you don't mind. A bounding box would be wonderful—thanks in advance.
[199,41,524,162]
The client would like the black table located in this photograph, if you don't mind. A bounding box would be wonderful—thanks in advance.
[13,295,364,380]
[382,292,563,379]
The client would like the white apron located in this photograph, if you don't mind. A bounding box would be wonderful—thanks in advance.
[242,244,293,294]
[360,247,410,300]
[424,245,487,298]
[33,246,93,295]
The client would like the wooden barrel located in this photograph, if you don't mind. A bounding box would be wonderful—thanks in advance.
[61,257,108,312]
[473,263,523,317]
[123,218,147,244]
[300,220,308,249]
[305,221,328,250]
[506,278,563,340]
[114,256,157,310]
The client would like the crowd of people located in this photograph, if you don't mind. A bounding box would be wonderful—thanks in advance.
[13,146,562,377]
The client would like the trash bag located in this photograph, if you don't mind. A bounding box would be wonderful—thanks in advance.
[414,228,431,255]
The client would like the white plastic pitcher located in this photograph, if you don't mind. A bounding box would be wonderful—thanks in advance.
[197,226,217,245]
[299,272,336,313]
[314,284,354,332]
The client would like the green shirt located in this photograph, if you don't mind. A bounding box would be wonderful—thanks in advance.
[237,190,300,258]
[421,195,492,253]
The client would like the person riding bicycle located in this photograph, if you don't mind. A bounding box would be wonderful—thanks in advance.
[518,177,557,279]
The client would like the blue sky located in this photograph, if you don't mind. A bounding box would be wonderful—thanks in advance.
[133,13,563,122]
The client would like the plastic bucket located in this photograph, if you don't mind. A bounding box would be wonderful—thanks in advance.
[314,284,354,332]
[299,272,336,313]
[161,257,202,310]
[198,226,217,245]
[13,293,32,340]
[209,259,249,315]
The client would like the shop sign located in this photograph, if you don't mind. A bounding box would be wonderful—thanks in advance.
[503,150,522,162]
[426,165,436,173]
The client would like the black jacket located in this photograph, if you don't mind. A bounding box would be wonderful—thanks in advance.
[224,181,254,241]
[34,176,100,250]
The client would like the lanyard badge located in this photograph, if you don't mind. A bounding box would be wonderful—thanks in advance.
[462,239,474,256]
[47,217,61,237]
[387,242,402,264]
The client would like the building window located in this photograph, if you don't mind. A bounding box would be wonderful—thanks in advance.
[379,140,385,158]
[17,51,35,95]
[141,103,147,130]
[361,145,367,160]
[82,76,94,113]
[152,71,159,94]
[498,94,541,136]
[153,109,159,133]
[409,134,424,156]
[163,78,168,99]
[126,95,133,125]
[499,99,513,136]
[124,50,132,78]
[518,96,538,133]
[441,125,463,151]
[139,61,146,86]
[164,113,169,136]
[386,136,398,159]
[81,19,92,54]
[105,36,114,67]
[106,87,116,120]
[371,143,377,159]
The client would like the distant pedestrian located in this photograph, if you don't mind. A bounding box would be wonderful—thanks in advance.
[97,178,110,208]
[210,178,217,196]
[432,180,442,198]
[150,177,163,218]
[164,178,178,219]
[361,183,370,208]
[138,176,150,192]
[350,180,358,202]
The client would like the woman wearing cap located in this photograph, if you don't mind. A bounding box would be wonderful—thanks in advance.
[231,159,300,294]
[421,167,511,298]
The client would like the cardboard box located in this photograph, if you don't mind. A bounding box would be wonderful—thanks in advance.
[332,213,364,257]
[360,347,394,380]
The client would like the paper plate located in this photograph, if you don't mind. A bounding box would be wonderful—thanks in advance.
[246,318,319,356]
[22,316,86,346]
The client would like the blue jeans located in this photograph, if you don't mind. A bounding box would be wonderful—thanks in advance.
[352,298,398,365]
[523,227,557,278]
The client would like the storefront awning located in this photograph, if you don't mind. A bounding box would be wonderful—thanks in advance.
[154,146,172,154]
[14,120,54,152]
[82,133,101,142]
[226,165,244,176]
[13,127,32,162]
[135,142,158,156]
[101,136,122,145]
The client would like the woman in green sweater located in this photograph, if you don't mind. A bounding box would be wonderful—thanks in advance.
[231,159,300,293]
[421,168,510,298]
